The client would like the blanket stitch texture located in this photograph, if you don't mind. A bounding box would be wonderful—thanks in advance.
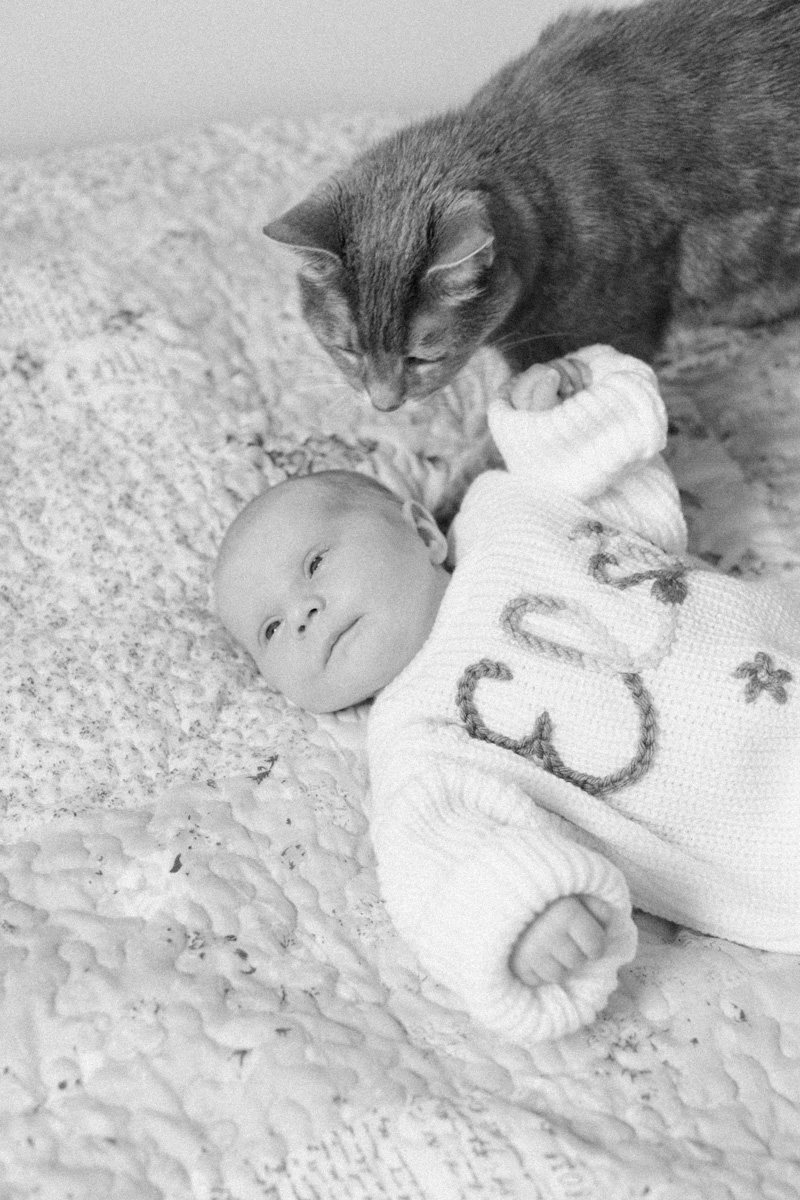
[1,115,800,1199]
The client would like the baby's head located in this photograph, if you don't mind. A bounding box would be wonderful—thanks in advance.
[214,470,450,713]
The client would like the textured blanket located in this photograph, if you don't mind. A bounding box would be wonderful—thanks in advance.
[1,114,800,1200]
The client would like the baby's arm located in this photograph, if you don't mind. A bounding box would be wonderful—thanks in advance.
[368,747,638,1043]
[489,345,688,554]
[510,895,614,987]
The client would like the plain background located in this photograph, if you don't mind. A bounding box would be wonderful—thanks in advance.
[0,0,639,159]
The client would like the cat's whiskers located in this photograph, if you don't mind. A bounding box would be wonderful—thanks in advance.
[491,329,580,355]
[293,382,356,394]
[286,375,360,401]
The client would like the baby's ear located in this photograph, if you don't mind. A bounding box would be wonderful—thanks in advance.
[402,500,449,565]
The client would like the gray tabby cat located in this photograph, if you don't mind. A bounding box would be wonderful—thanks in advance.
[265,0,800,411]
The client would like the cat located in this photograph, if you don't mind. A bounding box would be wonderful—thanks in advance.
[264,0,800,411]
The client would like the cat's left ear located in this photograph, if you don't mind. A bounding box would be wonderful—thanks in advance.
[425,193,495,303]
[263,184,343,280]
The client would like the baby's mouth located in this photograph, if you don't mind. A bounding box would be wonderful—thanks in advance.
[326,617,361,663]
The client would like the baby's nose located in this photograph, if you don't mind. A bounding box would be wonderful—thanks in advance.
[294,595,324,635]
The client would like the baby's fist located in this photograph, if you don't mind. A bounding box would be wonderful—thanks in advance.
[507,356,592,412]
[549,355,592,399]
[510,895,613,988]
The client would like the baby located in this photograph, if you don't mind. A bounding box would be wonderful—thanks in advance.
[215,345,800,1043]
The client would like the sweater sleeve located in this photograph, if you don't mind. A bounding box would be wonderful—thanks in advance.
[369,748,638,1043]
[489,345,688,554]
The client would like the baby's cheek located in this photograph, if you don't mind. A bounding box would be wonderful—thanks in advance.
[255,651,291,699]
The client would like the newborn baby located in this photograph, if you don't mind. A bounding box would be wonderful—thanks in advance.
[215,447,612,1001]
[215,345,800,1042]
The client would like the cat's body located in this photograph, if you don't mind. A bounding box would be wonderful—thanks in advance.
[265,0,800,410]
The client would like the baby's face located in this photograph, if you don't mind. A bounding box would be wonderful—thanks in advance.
[215,478,450,712]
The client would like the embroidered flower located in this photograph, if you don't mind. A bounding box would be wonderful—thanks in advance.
[734,652,793,704]
[649,565,689,606]
[588,550,688,605]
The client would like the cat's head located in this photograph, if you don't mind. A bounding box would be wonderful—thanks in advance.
[264,175,521,411]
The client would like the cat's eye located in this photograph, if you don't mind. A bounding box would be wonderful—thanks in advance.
[406,355,443,369]
[333,346,360,362]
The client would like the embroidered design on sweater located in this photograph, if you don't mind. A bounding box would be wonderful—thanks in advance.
[501,593,642,670]
[459,588,659,796]
[501,594,589,665]
[734,652,793,704]
[455,516,690,796]
[571,520,689,605]
[456,658,656,796]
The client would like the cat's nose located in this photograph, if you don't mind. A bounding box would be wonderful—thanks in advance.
[365,364,405,412]
[368,380,405,411]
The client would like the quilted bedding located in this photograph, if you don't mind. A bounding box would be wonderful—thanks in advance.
[1,114,800,1200]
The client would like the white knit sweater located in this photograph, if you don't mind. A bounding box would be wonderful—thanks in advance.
[367,345,800,1044]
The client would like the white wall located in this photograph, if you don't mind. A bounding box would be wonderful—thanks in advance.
[0,0,638,160]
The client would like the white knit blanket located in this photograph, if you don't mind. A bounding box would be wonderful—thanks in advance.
[1,115,800,1200]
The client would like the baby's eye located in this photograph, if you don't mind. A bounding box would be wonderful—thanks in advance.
[308,552,324,576]
[262,619,280,644]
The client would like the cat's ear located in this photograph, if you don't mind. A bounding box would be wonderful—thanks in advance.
[425,194,495,303]
[263,186,343,280]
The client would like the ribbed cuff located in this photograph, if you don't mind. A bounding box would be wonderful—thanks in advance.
[374,772,638,1043]
[488,347,667,502]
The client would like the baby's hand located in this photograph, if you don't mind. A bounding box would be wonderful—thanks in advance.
[549,355,592,399]
[507,356,592,412]
[510,895,613,988]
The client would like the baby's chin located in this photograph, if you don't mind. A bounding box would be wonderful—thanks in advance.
[285,668,394,715]
[272,630,423,713]
[296,678,381,715]
[270,670,373,714]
